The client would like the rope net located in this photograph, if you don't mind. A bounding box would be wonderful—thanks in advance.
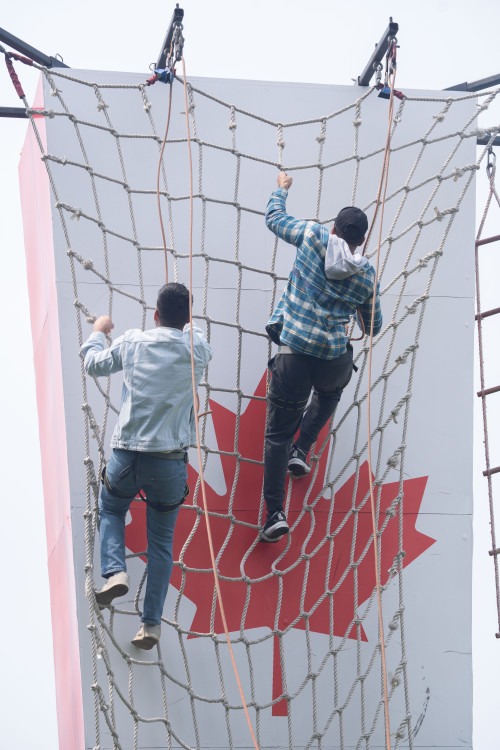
[19,58,499,749]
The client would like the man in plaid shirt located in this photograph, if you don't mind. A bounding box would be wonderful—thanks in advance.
[261,172,382,542]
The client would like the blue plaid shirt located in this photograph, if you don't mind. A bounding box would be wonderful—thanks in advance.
[266,188,382,359]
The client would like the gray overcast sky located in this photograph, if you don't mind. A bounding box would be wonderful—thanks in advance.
[1,1,500,748]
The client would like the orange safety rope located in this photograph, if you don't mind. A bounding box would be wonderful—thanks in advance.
[364,65,398,750]
[156,79,175,283]
[179,57,260,750]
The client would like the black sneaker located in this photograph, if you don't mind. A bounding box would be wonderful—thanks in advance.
[260,511,289,542]
[288,445,311,477]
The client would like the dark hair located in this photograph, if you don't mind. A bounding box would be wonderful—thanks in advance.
[334,206,369,245]
[156,283,191,328]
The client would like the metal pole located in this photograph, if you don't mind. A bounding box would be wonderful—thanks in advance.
[156,4,184,70]
[0,27,68,68]
[0,106,27,118]
[357,18,399,87]
[445,73,500,92]
[477,135,500,148]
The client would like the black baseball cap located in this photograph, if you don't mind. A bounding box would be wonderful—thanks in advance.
[334,207,368,245]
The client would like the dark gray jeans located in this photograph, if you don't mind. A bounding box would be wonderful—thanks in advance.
[263,346,353,515]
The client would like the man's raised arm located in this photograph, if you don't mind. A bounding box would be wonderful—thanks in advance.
[81,315,124,377]
[265,173,310,247]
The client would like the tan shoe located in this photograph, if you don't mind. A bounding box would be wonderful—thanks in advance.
[131,623,161,650]
[95,571,129,607]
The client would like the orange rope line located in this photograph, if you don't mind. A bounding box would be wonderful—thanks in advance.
[349,311,366,342]
[362,79,396,259]
[156,79,175,283]
[365,68,398,750]
[179,57,260,750]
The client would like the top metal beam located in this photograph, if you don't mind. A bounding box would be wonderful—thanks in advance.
[156,4,184,70]
[0,27,68,68]
[445,73,500,92]
[357,18,399,87]
[446,73,500,147]
[0,106,27,118]
[477,135,500,148]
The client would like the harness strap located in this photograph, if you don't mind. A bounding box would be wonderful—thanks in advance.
[101,460,190,512]
[268,393,309,411]
[138,483,189,513]
[101,466,136,499]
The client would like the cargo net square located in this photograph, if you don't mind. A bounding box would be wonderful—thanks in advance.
[19,46,499,750]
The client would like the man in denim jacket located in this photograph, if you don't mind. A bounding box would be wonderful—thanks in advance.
[81,283,212,648]
[261,173,382,542]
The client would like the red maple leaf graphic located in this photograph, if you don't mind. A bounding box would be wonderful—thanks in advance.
[126,373,434,716]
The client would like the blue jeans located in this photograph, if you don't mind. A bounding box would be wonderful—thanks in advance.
[264,347,353,515]
[99,448,187,625]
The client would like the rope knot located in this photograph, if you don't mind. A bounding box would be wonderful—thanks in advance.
[434,206,458,221]
[228,106,237,131]
[387,453,399,468]
[276,124,285,150]
[405,295,428,314]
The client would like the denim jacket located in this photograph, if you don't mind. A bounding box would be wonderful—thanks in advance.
[81,324,212,452]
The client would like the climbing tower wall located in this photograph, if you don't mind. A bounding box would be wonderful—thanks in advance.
[20,69,476,749]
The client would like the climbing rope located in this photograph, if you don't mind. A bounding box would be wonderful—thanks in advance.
[364,36,399,750]
[179,55,260,749]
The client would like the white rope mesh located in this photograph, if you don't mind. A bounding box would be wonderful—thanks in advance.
[21,62,499,749]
